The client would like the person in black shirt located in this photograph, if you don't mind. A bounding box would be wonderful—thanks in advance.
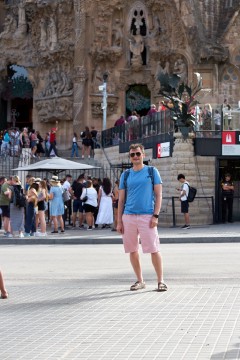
[71,174,86,228]
[221,173,234,223]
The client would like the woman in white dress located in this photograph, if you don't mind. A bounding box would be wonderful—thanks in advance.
[96,177,113,229]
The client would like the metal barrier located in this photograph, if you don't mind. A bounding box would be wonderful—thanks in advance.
[102,111,173,148]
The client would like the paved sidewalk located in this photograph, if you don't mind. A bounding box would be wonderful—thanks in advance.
[1,222,240,245]
[0,243,240,360]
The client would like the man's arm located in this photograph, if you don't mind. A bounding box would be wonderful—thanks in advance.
[117,188,125,234]
[150,184,162,228]
[153,183,162,215]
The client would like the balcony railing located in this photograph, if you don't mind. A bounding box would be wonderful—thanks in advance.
[101,110,174,148]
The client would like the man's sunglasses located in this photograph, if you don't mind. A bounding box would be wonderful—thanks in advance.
[129,152,142,158]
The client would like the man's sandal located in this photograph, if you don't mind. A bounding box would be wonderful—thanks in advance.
[157,282,168,292]
[1,292,8,299]
[130,281,146,291]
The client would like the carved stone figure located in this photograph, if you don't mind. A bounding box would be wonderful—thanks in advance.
[40,18,47,49]
[0,14,17,39]
[15,2,27,37]
[129,28,144,68]
[154,61,169,90]
[173,58,187,83]
[48,17,57,51]
[92,65,103,93]
[112,19,123,47]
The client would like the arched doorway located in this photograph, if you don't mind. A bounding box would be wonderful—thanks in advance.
[126,84,150,117]
[1,64,33,130]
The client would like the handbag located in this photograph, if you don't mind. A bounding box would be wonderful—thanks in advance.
[62,189,71,202]
[82,189,88,202]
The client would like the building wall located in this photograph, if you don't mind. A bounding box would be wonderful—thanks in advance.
[94,135,216,226]
[0,0,240,150]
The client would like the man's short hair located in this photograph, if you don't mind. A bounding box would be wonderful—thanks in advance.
[66,174,72,179]
[78,174,85,180]
[0,176,6,183]
[129,143,145,152]
[177,174,185,180]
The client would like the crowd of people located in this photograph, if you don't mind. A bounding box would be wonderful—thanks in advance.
[0,126,52,158]
[0,173,119,238]
[0,122,100,159]
[114,100,232,143]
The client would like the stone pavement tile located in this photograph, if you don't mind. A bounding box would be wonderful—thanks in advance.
[1,285,240,360]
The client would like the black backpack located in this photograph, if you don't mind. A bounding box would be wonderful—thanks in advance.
[187,184,197,202]
[13,186,26,208]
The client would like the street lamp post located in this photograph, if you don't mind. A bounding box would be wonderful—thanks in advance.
[99,72,108,130]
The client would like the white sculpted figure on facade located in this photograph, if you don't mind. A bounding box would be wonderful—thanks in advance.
[15,1,27,36]
[112,19,123,47]
[0,14,17,38]
[40,18,47,49]
[48,17,58,51]
[173,58,187,83]
[129,28,144,67]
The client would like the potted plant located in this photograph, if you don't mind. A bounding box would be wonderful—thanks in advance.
[157,71,203,138]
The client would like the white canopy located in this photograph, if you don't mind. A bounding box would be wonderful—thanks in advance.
[13,157,100,174]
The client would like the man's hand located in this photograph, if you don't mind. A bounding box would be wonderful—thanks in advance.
[117,222,124,234]
[150,217,158,228]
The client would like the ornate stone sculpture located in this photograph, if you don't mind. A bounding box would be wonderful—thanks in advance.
[40,18,47,49]
[15,2,27,37]
[0,14,17,39]
[154,61,169,91]
[48,17,58,51]
[173,58,187,84]
[112,19,123,47]
[40,65,73,98]
[35,96,72,122]
[129,28,144,70]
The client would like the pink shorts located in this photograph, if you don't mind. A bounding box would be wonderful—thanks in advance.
[122,214,160,253]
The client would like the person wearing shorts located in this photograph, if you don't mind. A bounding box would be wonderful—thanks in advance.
[0,177,12,237]
[177,173,190,229]
[71,174,86,228]
[117,143,167,292]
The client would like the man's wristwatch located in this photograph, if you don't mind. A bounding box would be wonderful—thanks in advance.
[153,214,159,219]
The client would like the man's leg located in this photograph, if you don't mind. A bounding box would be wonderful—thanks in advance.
[222,199,227,222]
[227,197,233,222]
[151,252,163,283]
[51,143,59,156]
[0,270,8,298]
[2,216,8,232]
[72,212,77,227]
[130,251,143,283]
[184,212,190,225]
[48,144,53,157]
[79,211,84,227]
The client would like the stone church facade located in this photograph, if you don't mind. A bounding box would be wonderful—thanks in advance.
[0,0,240,148]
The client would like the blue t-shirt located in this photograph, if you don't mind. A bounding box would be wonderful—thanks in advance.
[119,166,162,215]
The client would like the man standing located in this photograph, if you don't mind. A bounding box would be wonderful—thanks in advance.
[71,174,86,229]
[221,173,234,223]
[117,143,167,292]
[62,174,72,227]
[0,177,12,237]
[177,173,190,229]
[48,121,58,157]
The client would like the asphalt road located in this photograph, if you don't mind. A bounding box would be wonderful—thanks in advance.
[1,243,240,286]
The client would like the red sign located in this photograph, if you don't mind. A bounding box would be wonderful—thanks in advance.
[157,142,170,158]
[222,131,236,145]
